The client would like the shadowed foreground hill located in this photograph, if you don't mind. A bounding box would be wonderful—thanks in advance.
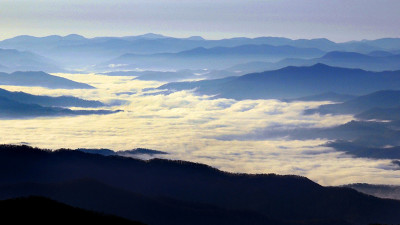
[0,196,145,225]
[0,180,291,225]
[0,145,399,225]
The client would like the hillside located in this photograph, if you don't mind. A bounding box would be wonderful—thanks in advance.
[0,71,94,89]
[0,88,104,107]
[159,64,400,100]
[0,96,119,118]
[0,48,62,73]
[0,196,145,225]
[0,145,399,225]
[103,44,325,70]
[305,90,400,115]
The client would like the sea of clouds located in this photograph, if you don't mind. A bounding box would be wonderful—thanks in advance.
[0,73,399,186]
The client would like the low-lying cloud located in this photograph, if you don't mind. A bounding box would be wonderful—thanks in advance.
[0,73,398,186]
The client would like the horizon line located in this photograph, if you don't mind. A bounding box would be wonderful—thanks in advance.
[1,33,400,43]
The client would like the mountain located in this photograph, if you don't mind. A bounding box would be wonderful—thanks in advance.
[158,64,400,100]
[103,45,324,70]
[315,51,400,71]
[356,107,400,121]
[0,196,145,225]
[0,145,399,225]
[325,140,400,160]
[103,69,238,82]
[0,96,119,118]
[305,90,400,116]
[104,44,325,70]
[0,180,289,225]
[77,148,168,157]
[286,92,356,102]
[343,184,400,201]
[367,50,394,57]
[1,34,392,70]
[219,119,400,148]
[121,33,168,41]
[361,38,400,51]
[133,70,202,82]
[0,48,62,73]
[0,71,94,89]
[228,51,400,73]
[0,88,104,108]
[119,148,169,156]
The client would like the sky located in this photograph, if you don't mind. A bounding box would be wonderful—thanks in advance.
[0,0,399,41]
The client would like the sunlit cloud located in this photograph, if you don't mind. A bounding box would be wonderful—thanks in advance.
[0,73,398,186]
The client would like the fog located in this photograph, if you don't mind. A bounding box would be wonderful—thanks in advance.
[0,73,399,186]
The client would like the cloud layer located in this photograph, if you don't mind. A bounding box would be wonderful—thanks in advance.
[0,73,399,186]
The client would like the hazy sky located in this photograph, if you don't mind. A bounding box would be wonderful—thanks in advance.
[1,0,399,41]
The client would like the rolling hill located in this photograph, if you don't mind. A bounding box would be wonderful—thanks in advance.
[228,51,400,73]
[0,48,62,73]
[0,96,119,118]
[0,145,399,225]
[0,88,104,107]
[0,71,94,89]
[305,90,400,115]
[104,44,326,70]
[0,196,145,225]
[158,64,400,100]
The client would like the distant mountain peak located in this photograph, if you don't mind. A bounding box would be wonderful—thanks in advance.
[64,34,86,40]
[322,51,367,59]
[138,33,167,39]
[310,63,333,68]
[185,36,205,41]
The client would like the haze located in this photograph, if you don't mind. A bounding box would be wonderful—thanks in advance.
[1,0,400,41]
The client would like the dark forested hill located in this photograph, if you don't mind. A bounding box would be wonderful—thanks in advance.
[0,145,399,225]
[0,196,145,225]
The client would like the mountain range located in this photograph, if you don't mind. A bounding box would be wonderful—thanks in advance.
[1,34,399,71]
[158,64,400,100]
[229,51,400,73]
[102,44,326,71]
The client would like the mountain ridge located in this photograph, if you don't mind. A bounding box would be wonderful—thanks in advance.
[158,64,400,100]
[0,144,399,225]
